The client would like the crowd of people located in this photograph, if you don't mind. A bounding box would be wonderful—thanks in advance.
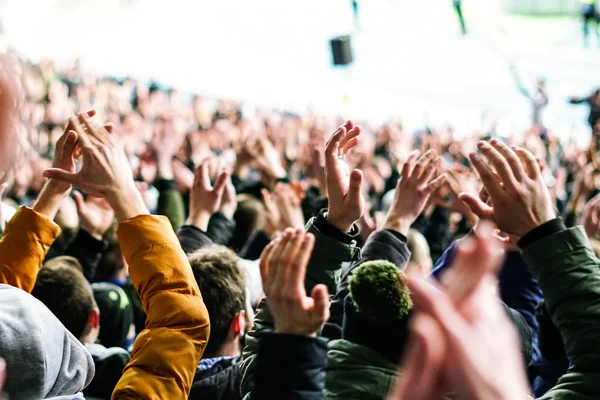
[1,50,600,399]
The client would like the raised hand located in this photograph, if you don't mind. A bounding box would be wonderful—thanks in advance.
[274,183,305,230]
[460,139,555,240]
[43,113,147,222]
[46,110,97,195]
[391,223,529,400]
[186,157,228,231]
[325,121,364,232]
[383,150,446,235]
[73,191,115,240]
[581,193,600,239]
[260,229,329,337]
[219,174,237,220]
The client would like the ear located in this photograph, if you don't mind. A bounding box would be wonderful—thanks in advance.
[229,311,246,338]
[88,308,100,329]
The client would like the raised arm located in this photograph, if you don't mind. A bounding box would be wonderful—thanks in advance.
[45,113,210,399]
[330,149,445,327]
[465,139,600,398]
[0,113,98,292]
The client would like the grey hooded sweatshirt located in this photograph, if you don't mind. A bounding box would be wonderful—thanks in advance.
[0,284,95,399]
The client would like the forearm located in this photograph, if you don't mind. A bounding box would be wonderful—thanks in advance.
[114,214,209,398]
[0,207,61,292]
[32,181,70,221]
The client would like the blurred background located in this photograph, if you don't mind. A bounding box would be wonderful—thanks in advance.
[0,0,598,142]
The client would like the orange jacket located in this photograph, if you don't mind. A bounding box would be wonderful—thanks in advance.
[112,214,210,399]
[0,207,60,293]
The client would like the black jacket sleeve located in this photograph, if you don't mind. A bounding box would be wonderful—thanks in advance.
[240,230,272,261]
[328,229,411,329]
[206,212,236,246]
[176,225,214,254]
[252,332,326,400]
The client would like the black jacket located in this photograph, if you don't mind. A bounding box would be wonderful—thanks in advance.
[190,356,243,400]
[252,333,327,400]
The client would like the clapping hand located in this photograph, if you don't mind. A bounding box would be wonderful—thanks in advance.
[73,191,115,240]
[325,121,364,232]
[44,113,147,222]
[260,229,329,337]
[390,223,529,400]
[186,157,229,231]
[383,150,446,235]
[459,139,555,240]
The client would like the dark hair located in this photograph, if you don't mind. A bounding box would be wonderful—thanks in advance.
[189,246,246,357]
[231,194,265,253]
[94,229,125,281]
[32,257,96,339]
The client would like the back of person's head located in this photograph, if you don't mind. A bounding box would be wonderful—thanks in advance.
[231,194,264,252]
[344,260,413,364]
[189,245,247,357]
[406,229,433,278]
[94,238,126,281]
[0,284,94,399]
[92,282,135,350]
[32,256,99,343]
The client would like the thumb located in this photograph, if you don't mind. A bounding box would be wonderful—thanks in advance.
[311,284,330,322]
[44,168,78,184]
[212,171,229,200]
[348,169,363,201]
[458,192,494,220]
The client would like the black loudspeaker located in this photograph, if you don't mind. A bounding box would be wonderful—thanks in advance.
[330,35,353,66]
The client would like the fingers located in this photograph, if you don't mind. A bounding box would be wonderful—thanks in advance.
[270,228,297,292]
[348,169,363,203]
[457,192,495,220]
[284,233,315,296]
[259,240,277,285]
[489,139,525,181]
[512,146,541,180]
[212,171,229,200]
[393,314,447,400]
[339,125,361,156]
[69,116,93,148]
[424,174,446,195]
[198,159,211,189]
[78,113,110,145]
[325,126,345,160]
[468,152,504,199]
[412,150,436,180]
[261,188,276,212]
[311,284,330,323]
[400,150,420,181]
[477,141,516,190]
[444,222,503,308]
[43,168,78,184]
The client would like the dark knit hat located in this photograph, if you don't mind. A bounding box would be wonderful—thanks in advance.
[92,282,135,350]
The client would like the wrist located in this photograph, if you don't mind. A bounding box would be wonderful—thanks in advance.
[106,185,149,223]
[186,211,211,231]
[157,158,174,180]
[326,212,353,232]
[382,215,412,236]
[275,325,318,338]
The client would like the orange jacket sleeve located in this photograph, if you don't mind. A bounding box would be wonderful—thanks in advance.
[0,207,60,292]
[112,214,210,400]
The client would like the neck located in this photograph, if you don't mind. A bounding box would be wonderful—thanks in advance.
[209,340,241,359]
[113,268,128,282]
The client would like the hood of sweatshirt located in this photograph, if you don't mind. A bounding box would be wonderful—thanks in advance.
[0,284,95,399]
